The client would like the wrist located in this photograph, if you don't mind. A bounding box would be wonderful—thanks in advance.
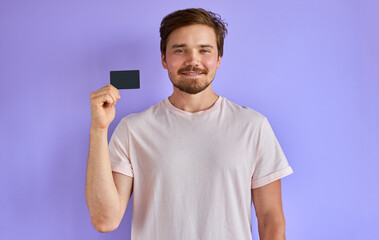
[90,125,108,135]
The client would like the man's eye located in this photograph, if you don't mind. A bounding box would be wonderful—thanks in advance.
[201,49,210,53]
[175,49,184,53]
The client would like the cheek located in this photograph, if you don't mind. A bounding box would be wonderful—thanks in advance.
[166,55,183,70]
[202,55,219,68]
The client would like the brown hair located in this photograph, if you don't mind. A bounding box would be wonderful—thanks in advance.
[160,8,228,58]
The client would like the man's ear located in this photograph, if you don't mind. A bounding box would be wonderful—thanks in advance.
[161,53,168,69]
[216,55,222,69]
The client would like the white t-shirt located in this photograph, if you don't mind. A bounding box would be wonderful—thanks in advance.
[109,96,293,240]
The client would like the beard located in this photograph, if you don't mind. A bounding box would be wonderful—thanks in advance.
[169,66,215,95]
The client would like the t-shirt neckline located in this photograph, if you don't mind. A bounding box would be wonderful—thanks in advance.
[164,95,223,117]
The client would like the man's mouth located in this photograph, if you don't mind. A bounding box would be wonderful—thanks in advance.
[181,72,205,76]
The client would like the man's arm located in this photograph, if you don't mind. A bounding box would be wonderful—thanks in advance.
[85,127,133,232]
[252,179,286,240]
[86,85,133,232]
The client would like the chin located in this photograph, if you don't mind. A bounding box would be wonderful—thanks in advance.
[175,81,213,95]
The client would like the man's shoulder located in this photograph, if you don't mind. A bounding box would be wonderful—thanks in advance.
[222,97,266,122]
[120,99,165,123]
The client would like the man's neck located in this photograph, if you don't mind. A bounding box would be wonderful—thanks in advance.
[168,86,219,113]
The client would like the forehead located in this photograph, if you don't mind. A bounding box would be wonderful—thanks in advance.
[167,24,217,47]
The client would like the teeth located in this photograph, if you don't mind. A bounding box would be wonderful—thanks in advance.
[183,72,201,75]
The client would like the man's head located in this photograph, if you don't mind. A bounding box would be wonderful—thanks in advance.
[159,8,228,95]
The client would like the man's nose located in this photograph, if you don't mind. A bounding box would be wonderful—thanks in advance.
[184,50,200,66]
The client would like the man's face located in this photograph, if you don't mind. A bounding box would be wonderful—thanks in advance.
[161,24,222,95]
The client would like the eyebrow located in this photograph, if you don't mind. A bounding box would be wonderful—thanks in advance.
[170,44,214,49]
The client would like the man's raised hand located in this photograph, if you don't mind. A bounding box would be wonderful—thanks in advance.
[90,84,121,130]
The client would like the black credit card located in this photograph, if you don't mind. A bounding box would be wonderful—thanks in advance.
[110,70,140,89]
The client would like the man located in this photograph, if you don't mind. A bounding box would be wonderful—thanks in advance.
[86,8,293,240]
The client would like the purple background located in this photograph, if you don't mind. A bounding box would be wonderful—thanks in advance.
[1,0,378,239]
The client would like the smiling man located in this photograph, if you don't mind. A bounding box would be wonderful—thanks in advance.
[163,24,220,95]
[86,8,293,240]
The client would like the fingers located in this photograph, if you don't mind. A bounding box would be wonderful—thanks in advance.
[103,94,115,107]
[90,84,121,106]
[91,84,120,99]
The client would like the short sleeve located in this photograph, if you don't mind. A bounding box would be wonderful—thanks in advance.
[109,118,134,177]
[251,117,293,189]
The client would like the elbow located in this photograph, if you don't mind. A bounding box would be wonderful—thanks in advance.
[92,221,119,233]
[258,216,286,239]
[91,217,120,233]
[94,224,117,233]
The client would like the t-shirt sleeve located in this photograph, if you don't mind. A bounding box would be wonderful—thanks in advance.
[251,117,293,189]
[109,118,134,177]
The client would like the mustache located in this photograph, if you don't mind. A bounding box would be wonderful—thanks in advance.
[178,66,208,74]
